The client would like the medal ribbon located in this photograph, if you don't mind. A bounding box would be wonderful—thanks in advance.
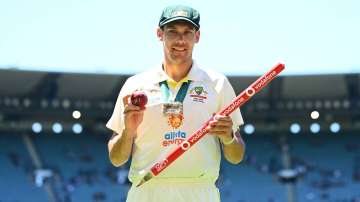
[159,80,191,103]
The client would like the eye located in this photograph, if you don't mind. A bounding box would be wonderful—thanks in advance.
[166,30,178,37]
[167,30,177,34]
[184,31,195,38]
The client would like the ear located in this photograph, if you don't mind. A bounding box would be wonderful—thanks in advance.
[157,27,164,41]
[194,30,200,43]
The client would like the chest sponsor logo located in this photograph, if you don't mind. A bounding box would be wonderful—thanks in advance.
[189,86,208,103]
[162,131,187,147]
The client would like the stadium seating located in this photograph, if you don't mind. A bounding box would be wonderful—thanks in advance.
[0,134,49,202]
[1,132,360,202]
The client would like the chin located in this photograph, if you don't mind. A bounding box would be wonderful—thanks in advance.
[170,54,191,62]
[170,57,189,65]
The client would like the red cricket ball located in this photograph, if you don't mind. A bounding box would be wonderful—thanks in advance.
[130,91,148,108]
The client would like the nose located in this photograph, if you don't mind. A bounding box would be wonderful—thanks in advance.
[176,34,189,44]
[174,33,186,43]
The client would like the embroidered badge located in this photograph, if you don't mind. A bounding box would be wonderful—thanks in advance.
[189,86,208,103]
[172,10,188,17]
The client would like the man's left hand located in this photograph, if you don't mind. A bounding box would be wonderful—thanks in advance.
[206,114,233,143]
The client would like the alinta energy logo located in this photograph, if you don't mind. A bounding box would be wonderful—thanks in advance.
[162,130,187,147]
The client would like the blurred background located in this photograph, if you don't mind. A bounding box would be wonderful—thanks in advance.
[1,0,360,202]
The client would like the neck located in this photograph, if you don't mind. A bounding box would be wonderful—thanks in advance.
[163,60,193,82]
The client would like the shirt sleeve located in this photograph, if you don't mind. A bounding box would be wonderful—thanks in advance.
[220,76,244,131]
[106,78,133,135]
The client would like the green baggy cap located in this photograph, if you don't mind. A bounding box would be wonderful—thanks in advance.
[159,5,200,30]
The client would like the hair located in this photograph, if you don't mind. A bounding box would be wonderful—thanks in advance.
[160,20,199,31]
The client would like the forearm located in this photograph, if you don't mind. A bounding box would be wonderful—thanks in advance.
[222,132,245,164]
[108,129,135,167]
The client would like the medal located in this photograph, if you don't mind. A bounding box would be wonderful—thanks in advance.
[160,80,191,130]
[162,102,184,130]
[162,102,183,115]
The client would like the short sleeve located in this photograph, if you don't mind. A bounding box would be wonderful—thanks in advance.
[221,77,244,131]
[106,78,133,135]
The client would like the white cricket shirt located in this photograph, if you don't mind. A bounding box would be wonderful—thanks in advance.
[106,62,244,185]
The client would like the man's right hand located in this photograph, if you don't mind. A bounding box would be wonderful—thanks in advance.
[122,95,145,138]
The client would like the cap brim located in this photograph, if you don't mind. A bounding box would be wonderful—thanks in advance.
[159,17,199,29]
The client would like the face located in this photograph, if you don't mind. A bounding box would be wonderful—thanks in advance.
[157,21,200,65]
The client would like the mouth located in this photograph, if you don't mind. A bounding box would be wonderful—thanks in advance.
[172,47,187,52]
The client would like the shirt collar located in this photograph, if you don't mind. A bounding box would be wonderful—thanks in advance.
[150,60,207,84]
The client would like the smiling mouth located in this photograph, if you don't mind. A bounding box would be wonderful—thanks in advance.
[172,47,186,52]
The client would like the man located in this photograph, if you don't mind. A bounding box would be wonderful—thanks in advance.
[107,5,245,202]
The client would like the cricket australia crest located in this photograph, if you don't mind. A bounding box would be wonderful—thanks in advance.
[189,86,208,103]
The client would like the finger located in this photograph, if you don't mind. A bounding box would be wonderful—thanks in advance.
[123,105,143,114]
[210,117,230,123]
[124,110,145,117]
[128,110,145,115]
[214,115,232,122]
[210,121,233,128]
[207,130,229,136]
[208,125,232,133]
[122,95,131,107]
[207,123,231,131]
[209,119,233,128]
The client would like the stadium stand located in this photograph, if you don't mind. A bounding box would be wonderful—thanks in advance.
[0,134,49,202]
[1,69,360,201]
[1,132,360,201]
